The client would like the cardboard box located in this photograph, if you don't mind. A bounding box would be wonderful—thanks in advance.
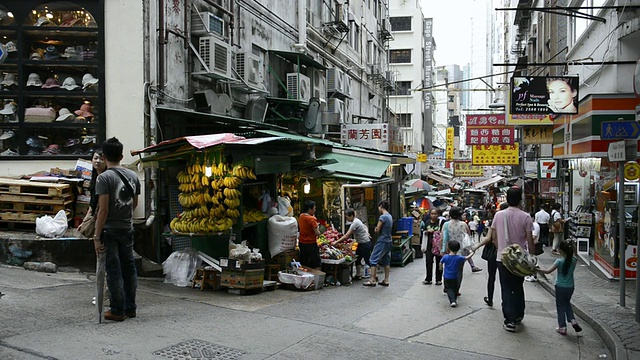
[294,266,325,290]
[267,249,299,269]
[220,269,264,289]
[220,258,265,270]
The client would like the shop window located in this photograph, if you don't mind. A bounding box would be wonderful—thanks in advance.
[0,1,104,159]
[389,49,411,64]
[389,17,411,31]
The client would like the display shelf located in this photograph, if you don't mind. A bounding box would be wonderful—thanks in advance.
[22,27,98,37]
[22,91,99,98]
[22,60,100,67]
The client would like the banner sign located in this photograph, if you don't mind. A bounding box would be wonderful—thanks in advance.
[466,126,515,145]
[341,123,404,153]
[472,144,519,165]
[523,126,554,144]
[453,161,484,177]
[446,127,454,160]
[538,159,558,179]
[466,114,506,127]
[507,113,554,125]
[510,76,579,114]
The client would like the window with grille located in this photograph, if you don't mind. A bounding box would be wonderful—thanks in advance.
[390,17,411,31]
[398,113,412,128]
[390,49,411,63]
[393,81,411,95]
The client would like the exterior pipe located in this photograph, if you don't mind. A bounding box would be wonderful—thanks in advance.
[292,0,307,52]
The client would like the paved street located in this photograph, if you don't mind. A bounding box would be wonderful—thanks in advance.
[0,252,610,360]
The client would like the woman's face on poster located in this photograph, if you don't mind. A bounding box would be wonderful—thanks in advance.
[547,80,576,111]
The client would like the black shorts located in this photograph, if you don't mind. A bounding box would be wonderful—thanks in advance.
[298,242,321,268]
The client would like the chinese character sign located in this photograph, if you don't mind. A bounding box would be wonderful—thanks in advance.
[466,126,515,145]
[472,144,520,165]
[466,114,506,127]
[446,127,454,160]
[523,126,553,144]
[453,161,484,177]
[341,123,403,153]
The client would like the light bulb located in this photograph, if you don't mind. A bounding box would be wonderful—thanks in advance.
[303,178,310,194]
[205,166,212,177]
[45,13,54,19]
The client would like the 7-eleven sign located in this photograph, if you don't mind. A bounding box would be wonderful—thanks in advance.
[538,159,558,179]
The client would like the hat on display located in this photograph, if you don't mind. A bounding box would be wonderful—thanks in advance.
[61,77,79,90]
[44,144,61,155]
[75,104,94,118]
[61,47,82,61]
[44,46,60,60]
[26,73,43,87]
[0,149,19,156]
[26,136,45,149]
[0,130,14,140]
[0,102,16,115]
[56,108,75,122]
[34,16,54,27]
[82,73,99,88]
[5,41,16,53]
[30,52,42,60]
[41,77,60,89]
[64,138,80,147]
[1,73,16,86]
[82,135,97,144]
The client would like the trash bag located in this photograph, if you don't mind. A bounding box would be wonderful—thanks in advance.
[35,210,68,238]
[162,249,201,287]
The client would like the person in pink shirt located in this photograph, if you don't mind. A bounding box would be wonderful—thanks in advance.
[490,187,535,332]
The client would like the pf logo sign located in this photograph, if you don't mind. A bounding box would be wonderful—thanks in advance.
[538,159,558,179]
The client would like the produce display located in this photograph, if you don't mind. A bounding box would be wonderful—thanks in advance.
[170,153,261,234]
[316,226,355,262]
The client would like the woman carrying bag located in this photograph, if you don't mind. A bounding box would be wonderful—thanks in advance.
[421,209,444,285]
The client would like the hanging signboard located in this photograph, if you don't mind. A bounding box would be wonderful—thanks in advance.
[523,125,554,144]
[446,127,454,160]
[538,159,558,179]
[341,123,404,153]
[507,113,554,125]
[510,76,579,115]
[453,161,484,177]
[471,144,519,165]
[466,114,507,127]
[466,126,515,145]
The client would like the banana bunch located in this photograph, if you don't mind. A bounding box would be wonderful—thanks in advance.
[211,162,228,177]
[178,191,207,208]
[171,214,234,234]
[178,182,204,193]
[177,171,191,184]
[223,176,242,188]
[223,188,241,199]
[224,198,241,209]
[226,208,240,218]
[187,162,204,175]
[243,208,268,223]
[210,178,224,190]
[209,204,227,218]
[211,191,224,205]
[232,165,257,180]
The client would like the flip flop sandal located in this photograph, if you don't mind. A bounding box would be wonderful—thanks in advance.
[362,280,377,287]
[378,281,389,287]
[352,275,362,280]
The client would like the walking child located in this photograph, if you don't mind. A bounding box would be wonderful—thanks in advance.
[537,241,583,335]
[440,240,475,307]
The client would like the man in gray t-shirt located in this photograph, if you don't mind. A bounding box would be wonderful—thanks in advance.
[334,209,372,279]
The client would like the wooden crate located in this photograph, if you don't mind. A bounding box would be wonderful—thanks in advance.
[0,178,74,225]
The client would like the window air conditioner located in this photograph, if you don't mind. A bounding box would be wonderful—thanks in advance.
[192,11,224,37]
[344,75,352,97]
[198,37,231,78]
[286,73,311,103]
[336,4,348,28]
[326,67,345,93]
[383,18,392,33]
[236,52,263,87]
[312,68,326,102]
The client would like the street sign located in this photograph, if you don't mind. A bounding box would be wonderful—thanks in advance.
[608,140,626,162]
[601,120,640,140]
[624,162,640,181]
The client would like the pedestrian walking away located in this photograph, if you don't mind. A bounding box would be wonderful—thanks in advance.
[536,240,583,335]
[363,200,392,287]
[421,209,444,285]
[94,137,141,322]
[440,240,475,307]
[550,203,564,255]
[535,205,551,246]
[526,213,540,283]
[491,187,536,332]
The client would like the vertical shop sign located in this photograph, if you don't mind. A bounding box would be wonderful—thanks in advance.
[446,127,454,160]
[364,188,374,201]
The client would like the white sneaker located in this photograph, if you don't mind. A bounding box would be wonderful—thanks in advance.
[450,302,457,307]
[525,276,537,282]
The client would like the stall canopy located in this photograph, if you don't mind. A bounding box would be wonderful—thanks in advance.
[426,173,456,187]
[473,175,504,189]
[316,152,391,181]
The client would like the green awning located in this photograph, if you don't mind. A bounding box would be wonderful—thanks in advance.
[255,129,337,147]
[317,152,391,179]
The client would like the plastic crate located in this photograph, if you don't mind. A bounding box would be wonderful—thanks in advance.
[396,217,414,236]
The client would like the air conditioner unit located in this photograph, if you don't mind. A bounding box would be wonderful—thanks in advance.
[326,67,345,93]
[336,4,348,28]
[192,11,224,37]
[327,98,345,123]
[385,70,394,83]
[198,37,231,78]
[286,73,311,103]
[312,68,326,101]
[383,18,392,33]
[236,52,263,87]
[344,75,352,97]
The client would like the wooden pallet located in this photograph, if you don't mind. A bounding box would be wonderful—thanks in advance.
[0,209,73,223]
[0,201,70,214]
[0,178,74,226]
[0,178,72,197]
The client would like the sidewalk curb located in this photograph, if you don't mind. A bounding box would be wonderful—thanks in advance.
[538,279,626,360]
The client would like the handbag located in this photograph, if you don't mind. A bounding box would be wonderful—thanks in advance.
[481,242,497,261]
[79,212,96,238]
[462,232,473,249]
[421,231,428,253]
[534,242,544,256]
[500,214,538,277]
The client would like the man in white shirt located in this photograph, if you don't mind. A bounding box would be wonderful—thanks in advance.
[534,206,551,247]
[525,213,540,283]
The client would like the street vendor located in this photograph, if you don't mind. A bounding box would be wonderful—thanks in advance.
[333,208,372,280]
[298,200,322,269]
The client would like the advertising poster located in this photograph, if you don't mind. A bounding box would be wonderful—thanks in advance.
[510,76,579,114]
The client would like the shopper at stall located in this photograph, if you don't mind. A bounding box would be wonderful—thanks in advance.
[93,137,141,322]
[298,200,322,269]
[333,208,371,279]
[421,208,444,285]
[535,205,551,246]
[363,200,392,287]
[491,187,535,332]
[551,203,564,255]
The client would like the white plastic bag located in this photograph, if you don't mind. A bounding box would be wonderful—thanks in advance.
[162,249,201,287]
[277,196,293,216]
[267,215,298,257]
[35,210,68,238]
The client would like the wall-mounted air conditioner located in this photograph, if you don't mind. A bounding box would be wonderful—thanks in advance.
[192,11,224,37]
[326,67,345,93]
[236,52,263,87]
[198,37,231,78]
[336,4,348,29]
[383,18,392,33]
[323,98,345,125]
[344,75,352,97]
[286,73,311,103]
[312,68,326,102]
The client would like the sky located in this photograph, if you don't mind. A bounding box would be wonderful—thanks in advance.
[420,0,476,66]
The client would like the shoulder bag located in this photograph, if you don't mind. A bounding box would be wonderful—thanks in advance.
[79,210,95,238]
[108,168,135,198]
[481,241,497,261]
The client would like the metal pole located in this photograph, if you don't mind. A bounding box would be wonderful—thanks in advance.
[618,161,626,306]
[520,126,525,207]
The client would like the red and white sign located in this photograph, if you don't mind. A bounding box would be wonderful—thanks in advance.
[466,114,507,126]
[538,159,558,179]
[466,126,515,145]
